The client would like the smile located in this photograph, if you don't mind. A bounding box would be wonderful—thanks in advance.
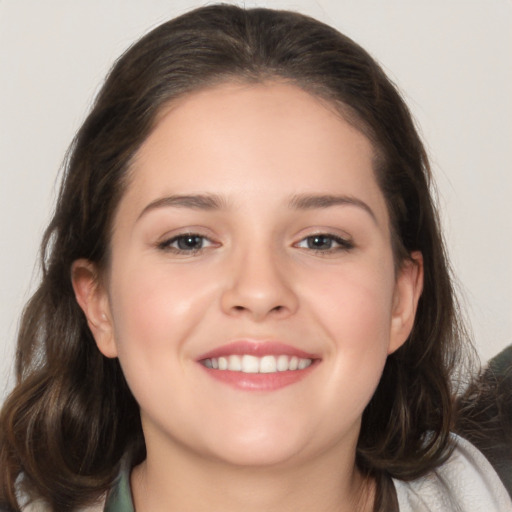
[201,354,313,373]
[197,341,319,391]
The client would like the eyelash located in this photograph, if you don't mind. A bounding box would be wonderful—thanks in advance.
[157,233,216,254]
[294,233,354,254]
[157,232,354,255]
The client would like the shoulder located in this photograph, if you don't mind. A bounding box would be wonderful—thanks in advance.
[393,434,512,512]
[455,343,512,494]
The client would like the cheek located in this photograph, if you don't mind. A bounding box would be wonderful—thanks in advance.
[303,261,395,401]
[105,259,221,425]
[307,259,395,343]
[108,259,217,368]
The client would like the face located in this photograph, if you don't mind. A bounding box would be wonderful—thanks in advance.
[73,82,422,470]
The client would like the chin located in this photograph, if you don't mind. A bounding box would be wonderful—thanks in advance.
[187,417,300,467]
[209,440,302,468]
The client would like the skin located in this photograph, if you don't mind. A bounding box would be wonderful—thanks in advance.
[73,81,423,512]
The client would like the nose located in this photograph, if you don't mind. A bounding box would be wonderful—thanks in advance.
[220,245,299,322]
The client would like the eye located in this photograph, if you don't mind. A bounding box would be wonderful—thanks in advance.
[158,233,215,254]
[295,234,353,252]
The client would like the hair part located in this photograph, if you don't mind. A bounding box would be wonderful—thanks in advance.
[1,5,469,511]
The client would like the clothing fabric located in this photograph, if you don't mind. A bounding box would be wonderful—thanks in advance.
[456,344,512,497]
[393,435,512,511]
[19,435,512,511]
[100,434,511,511]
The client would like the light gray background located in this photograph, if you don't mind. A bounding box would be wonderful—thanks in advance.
[1,0,511,400]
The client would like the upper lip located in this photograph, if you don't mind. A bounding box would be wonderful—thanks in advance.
[197,340,319,361]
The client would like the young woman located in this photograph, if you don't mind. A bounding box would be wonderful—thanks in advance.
[1,5,510,512]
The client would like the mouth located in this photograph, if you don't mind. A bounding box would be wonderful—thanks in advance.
[197,341,320,391]
[201,354,313,373]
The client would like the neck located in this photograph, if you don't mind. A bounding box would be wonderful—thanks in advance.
[131,436,375,512]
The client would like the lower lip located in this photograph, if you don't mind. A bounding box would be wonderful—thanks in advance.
[199,362,318,391]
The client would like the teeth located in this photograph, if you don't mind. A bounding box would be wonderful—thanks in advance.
[202,355,313,373]
[228,355,242,371]
[276,355,289,371]
[241,355,260,373]
[260,355,277,373]
[298,358,309,370]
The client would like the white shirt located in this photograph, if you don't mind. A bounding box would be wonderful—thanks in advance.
[394,434,512,511]
[21,435,512,511]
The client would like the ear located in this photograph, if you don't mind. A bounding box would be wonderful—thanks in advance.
[388,251,424,354]
[71,259,118,358]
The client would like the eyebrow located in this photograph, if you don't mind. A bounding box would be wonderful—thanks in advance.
[137,192,377,223]
[288,194,377,223]
[137,194,227,221]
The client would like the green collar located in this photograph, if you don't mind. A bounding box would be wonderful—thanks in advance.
[104,459,135,512]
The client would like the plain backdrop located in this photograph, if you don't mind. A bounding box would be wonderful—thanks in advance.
[1,0,511,400]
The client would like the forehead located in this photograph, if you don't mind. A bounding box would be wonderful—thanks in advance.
[119,81,388,225]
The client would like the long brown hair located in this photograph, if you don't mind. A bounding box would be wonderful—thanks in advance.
[0,5,467,511]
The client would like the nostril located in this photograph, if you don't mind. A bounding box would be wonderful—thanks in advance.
[230,304,284,315]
